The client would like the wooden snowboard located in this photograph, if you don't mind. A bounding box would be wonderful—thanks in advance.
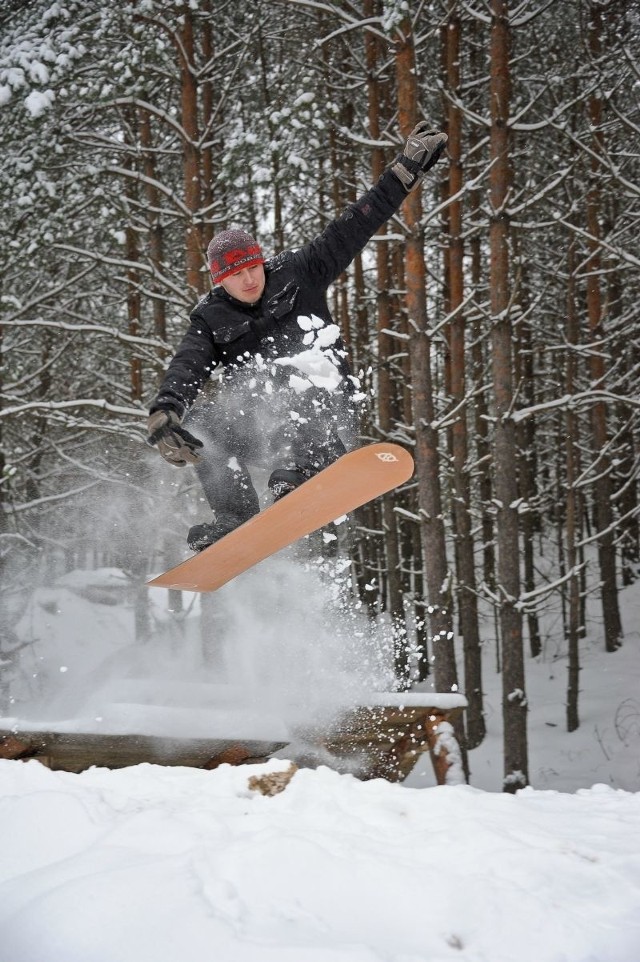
[147,442,414,593]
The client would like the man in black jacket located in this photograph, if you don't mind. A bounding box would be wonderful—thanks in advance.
[147,123,447,551]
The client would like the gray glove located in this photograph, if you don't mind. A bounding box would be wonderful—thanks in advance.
[392,123,448,192]
[147,408,203,466]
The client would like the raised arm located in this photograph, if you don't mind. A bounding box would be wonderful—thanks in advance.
[292,124,447,290]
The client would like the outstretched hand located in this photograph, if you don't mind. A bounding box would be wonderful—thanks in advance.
[392,123,448,192]
[147,408,203,466]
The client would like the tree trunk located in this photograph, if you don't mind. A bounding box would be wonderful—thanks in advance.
[605,244,639,586]
[444,0,485,747]
[395,17,459,699]
[257,24,284,252]
[585,1,622,651]
[124,108,142,402]
[139,108,167,348]
[467,22,496,596]
[512,249,540,658]
[565,236,581,733]
[200,3,215,242]
[178,5,204,295]
[363,3,408,684]
[489,0,528,791]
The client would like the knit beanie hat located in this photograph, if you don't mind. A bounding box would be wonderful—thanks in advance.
[207,229,265,283]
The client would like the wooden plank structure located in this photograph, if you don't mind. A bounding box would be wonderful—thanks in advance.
[320,701,466,784]
[1,694,467,784]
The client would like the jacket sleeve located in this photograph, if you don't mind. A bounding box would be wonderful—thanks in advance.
[292,167,407,290]
[150,310,218,417]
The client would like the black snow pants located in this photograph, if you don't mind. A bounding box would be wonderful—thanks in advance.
[183,369,354,526]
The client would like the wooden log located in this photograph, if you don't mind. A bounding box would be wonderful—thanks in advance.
[0,733,35,761]
[0,729,288,774]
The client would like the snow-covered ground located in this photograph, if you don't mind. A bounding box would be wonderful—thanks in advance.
[1,759,639,962]
[1,556,640,959]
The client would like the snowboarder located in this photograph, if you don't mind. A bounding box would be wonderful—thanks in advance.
[147,123,447,551]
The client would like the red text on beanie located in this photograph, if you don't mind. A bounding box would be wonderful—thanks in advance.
[207,229,265,284]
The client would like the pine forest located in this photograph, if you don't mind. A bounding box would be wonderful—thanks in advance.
[1,0,638,791]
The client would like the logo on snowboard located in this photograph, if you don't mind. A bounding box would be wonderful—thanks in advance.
[376,451,399,463]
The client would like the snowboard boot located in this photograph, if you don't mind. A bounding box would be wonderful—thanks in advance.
[187,514,245,552]
[268,466,315,502]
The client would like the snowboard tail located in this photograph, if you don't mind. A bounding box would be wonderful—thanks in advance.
[147,442,414,593]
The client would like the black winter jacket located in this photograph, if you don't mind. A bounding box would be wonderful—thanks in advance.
[151,167,407,418]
